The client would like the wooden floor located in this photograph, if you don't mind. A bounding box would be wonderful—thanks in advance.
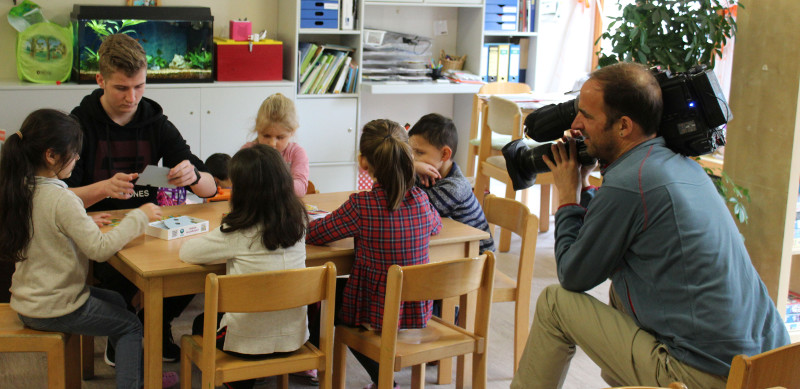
[0,187,610,389]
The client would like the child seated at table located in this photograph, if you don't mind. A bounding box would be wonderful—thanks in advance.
[204,152,231,202]
[180,144,309,389]
[306,119,442,389]
[0,109,175,389]
[408,113,495,253]
[241,93,309,197]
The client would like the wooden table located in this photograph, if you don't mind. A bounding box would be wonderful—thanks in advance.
[101,191,489,388]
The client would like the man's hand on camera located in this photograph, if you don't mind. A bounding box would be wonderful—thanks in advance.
[542,137,581,206]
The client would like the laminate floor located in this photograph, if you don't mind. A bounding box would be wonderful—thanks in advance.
[0,186,611,388]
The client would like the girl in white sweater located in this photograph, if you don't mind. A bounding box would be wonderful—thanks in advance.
[180,144,309,389]
[0,109,170,389]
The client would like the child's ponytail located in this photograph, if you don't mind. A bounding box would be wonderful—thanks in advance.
[0,109,83,263]
[360,119,414,211]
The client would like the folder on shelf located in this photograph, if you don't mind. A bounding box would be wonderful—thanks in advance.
[333,56,352,93]
[509,43,520,82]
[481,44,490,82]
[487,44,499,82]
[298,42,318,76]
[341,0,355,30]
[300,45,326,84]
[310,54,334,94]
[497,44,510,82]
[518,37,529,83]
[319,52,348,94]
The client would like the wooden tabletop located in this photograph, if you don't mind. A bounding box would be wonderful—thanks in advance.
[100,191,489,279]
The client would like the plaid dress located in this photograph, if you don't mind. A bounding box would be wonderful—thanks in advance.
[307,185,442,330]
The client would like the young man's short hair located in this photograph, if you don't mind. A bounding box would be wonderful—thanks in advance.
[205,153,232,181]
[408,113,459,156]
[98,34,147,78]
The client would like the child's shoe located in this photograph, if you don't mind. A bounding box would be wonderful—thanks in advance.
[291,369,319,385]
[162,371,179,388]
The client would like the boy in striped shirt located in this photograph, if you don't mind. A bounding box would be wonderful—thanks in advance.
[409,113,495,253]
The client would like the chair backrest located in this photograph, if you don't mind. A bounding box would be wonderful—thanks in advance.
[201,263,337,372]
[478,81,531,95]
[725,342,800,389]
[487,95,523,137]
[482,194,538,288]
[307,180,319,195]
[378,253,495,363]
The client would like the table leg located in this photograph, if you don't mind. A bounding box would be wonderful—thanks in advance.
[143,278,164,389]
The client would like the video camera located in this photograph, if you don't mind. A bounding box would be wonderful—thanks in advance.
[502,65,732,191]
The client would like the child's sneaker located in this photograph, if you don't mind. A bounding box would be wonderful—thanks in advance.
[162,371,179,388]
[291,369,319,385]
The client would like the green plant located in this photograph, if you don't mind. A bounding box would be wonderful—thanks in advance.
[700,161,750,225]
[146,49,168,69]
[185,49,212,69]
[597,0,742,72]
[85,19,146,39]
[80,47,99,70]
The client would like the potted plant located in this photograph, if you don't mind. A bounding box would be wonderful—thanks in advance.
[596,0,741,73]
[596,0,748,225]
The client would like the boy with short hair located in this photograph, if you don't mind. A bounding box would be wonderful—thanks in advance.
[408,113,495,253]
[205,152,232,188]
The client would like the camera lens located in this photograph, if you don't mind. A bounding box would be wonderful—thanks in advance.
[524,99,578,142]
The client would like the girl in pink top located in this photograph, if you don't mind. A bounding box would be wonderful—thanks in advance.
[242,93,310,196]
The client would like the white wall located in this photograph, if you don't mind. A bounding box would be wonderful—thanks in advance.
[0,0,278,81]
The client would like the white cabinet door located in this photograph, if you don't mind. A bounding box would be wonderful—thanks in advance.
[0,88,90,135]
[144,87,203,158]
[295,98,357,164]
[199,85,294,161]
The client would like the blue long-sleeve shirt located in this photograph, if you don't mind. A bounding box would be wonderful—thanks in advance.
[554,137,789,377]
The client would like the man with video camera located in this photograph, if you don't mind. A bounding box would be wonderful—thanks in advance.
[510,62,788,389]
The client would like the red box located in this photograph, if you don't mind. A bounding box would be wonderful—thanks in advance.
[229,20,252,41]
[214,38,283,81]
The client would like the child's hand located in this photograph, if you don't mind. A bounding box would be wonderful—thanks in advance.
[138,203,163,222]
[103,172,137,199]
[92,213,113,227]
[414,161,441,187]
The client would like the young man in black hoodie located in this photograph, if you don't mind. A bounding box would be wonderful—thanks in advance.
[65,34,217,365]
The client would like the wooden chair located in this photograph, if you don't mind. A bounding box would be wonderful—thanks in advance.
[482,194,538,372]
[725,342,800,389]
[466,81,532,179]
[605,383,687,389]
[307,180,320,194]
[332,253,496,389]
[474,95,554,251]
[0,303,82,389]
[180,263,337,389]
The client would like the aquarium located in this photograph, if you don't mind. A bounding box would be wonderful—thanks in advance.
[71,5,214,83]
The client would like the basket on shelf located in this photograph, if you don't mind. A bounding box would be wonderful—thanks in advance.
[439,50,466,71]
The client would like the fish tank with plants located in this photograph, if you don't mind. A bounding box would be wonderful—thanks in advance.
[71,5,214,83]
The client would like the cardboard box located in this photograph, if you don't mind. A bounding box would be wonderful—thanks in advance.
[214,37,283,81]
[146,216,209,240]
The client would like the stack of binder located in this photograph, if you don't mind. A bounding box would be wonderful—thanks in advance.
[481,43,521,83]
[298,42,359,94]
[361,29,431,82]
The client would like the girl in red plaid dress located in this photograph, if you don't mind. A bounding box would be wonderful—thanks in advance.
[307,119,442,389]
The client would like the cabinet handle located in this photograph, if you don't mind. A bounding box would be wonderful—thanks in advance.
[347,128,353,133]
[207,110,211,115]
[189,111,194,115]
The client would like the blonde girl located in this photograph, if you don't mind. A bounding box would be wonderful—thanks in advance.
[242,93,309,196]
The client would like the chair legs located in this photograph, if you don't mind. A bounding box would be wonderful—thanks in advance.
[80,335,94,380]
[46,332,81,389]
[332,336,348,389]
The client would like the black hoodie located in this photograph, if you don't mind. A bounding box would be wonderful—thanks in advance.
[66,88,207,212]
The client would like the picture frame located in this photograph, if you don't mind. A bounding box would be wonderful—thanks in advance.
[127,0,160,6]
